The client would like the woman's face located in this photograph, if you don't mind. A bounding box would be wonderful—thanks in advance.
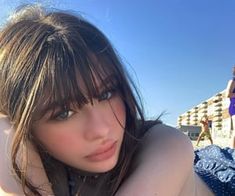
[33,82,126,173]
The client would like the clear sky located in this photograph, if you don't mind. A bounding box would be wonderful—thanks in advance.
[1,0,235,126]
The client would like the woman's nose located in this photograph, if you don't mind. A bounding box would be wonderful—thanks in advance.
[83,103,110,141]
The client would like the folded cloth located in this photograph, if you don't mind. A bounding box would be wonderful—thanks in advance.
[194,145,235,196]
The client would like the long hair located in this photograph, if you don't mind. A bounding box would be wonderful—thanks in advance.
[0,5,151,195]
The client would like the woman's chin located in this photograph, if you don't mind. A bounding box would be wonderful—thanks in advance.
[85,157,118,173]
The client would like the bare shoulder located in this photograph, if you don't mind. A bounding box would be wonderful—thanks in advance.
[116,124,195,196]
[139,123,194,159]
[144,123,192,144]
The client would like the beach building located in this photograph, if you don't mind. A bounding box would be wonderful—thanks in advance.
[177,89,231,140]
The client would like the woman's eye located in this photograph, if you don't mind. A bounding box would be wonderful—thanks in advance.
[98,90,114,101]
[54,110,74,121]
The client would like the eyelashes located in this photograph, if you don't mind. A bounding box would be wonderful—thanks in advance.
[48,87,118,121]
[97,88,116,101]
[52,109,75,121]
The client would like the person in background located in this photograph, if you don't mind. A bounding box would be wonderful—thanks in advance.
[226,65,235,148]
[196,115,213,146]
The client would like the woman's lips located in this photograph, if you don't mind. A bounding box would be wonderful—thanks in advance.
[85,141,117,162]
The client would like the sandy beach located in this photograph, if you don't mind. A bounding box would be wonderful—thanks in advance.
[192,136,231,150]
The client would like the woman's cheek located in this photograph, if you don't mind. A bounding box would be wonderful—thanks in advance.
[36,125,83,154]
[112,97,126,126]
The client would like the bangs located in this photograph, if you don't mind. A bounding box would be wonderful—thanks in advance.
[34,46,122,120]
[30,15,127,121]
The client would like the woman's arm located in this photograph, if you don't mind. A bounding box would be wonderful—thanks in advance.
[0,115,24,195]
[0,115,53,195]
[116,124,198,196]
[226,80,235,98]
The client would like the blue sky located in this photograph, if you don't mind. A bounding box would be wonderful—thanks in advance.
[1,0,235,126]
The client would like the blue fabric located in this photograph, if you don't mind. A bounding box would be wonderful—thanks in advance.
[194,145,235,196]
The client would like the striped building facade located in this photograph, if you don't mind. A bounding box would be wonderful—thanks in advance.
[177,89,231,139]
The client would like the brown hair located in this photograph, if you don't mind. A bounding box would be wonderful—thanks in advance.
[0,4,155,195]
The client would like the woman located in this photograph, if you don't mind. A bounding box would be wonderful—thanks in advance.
[226,65,235,148]
[0,5,227,196]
